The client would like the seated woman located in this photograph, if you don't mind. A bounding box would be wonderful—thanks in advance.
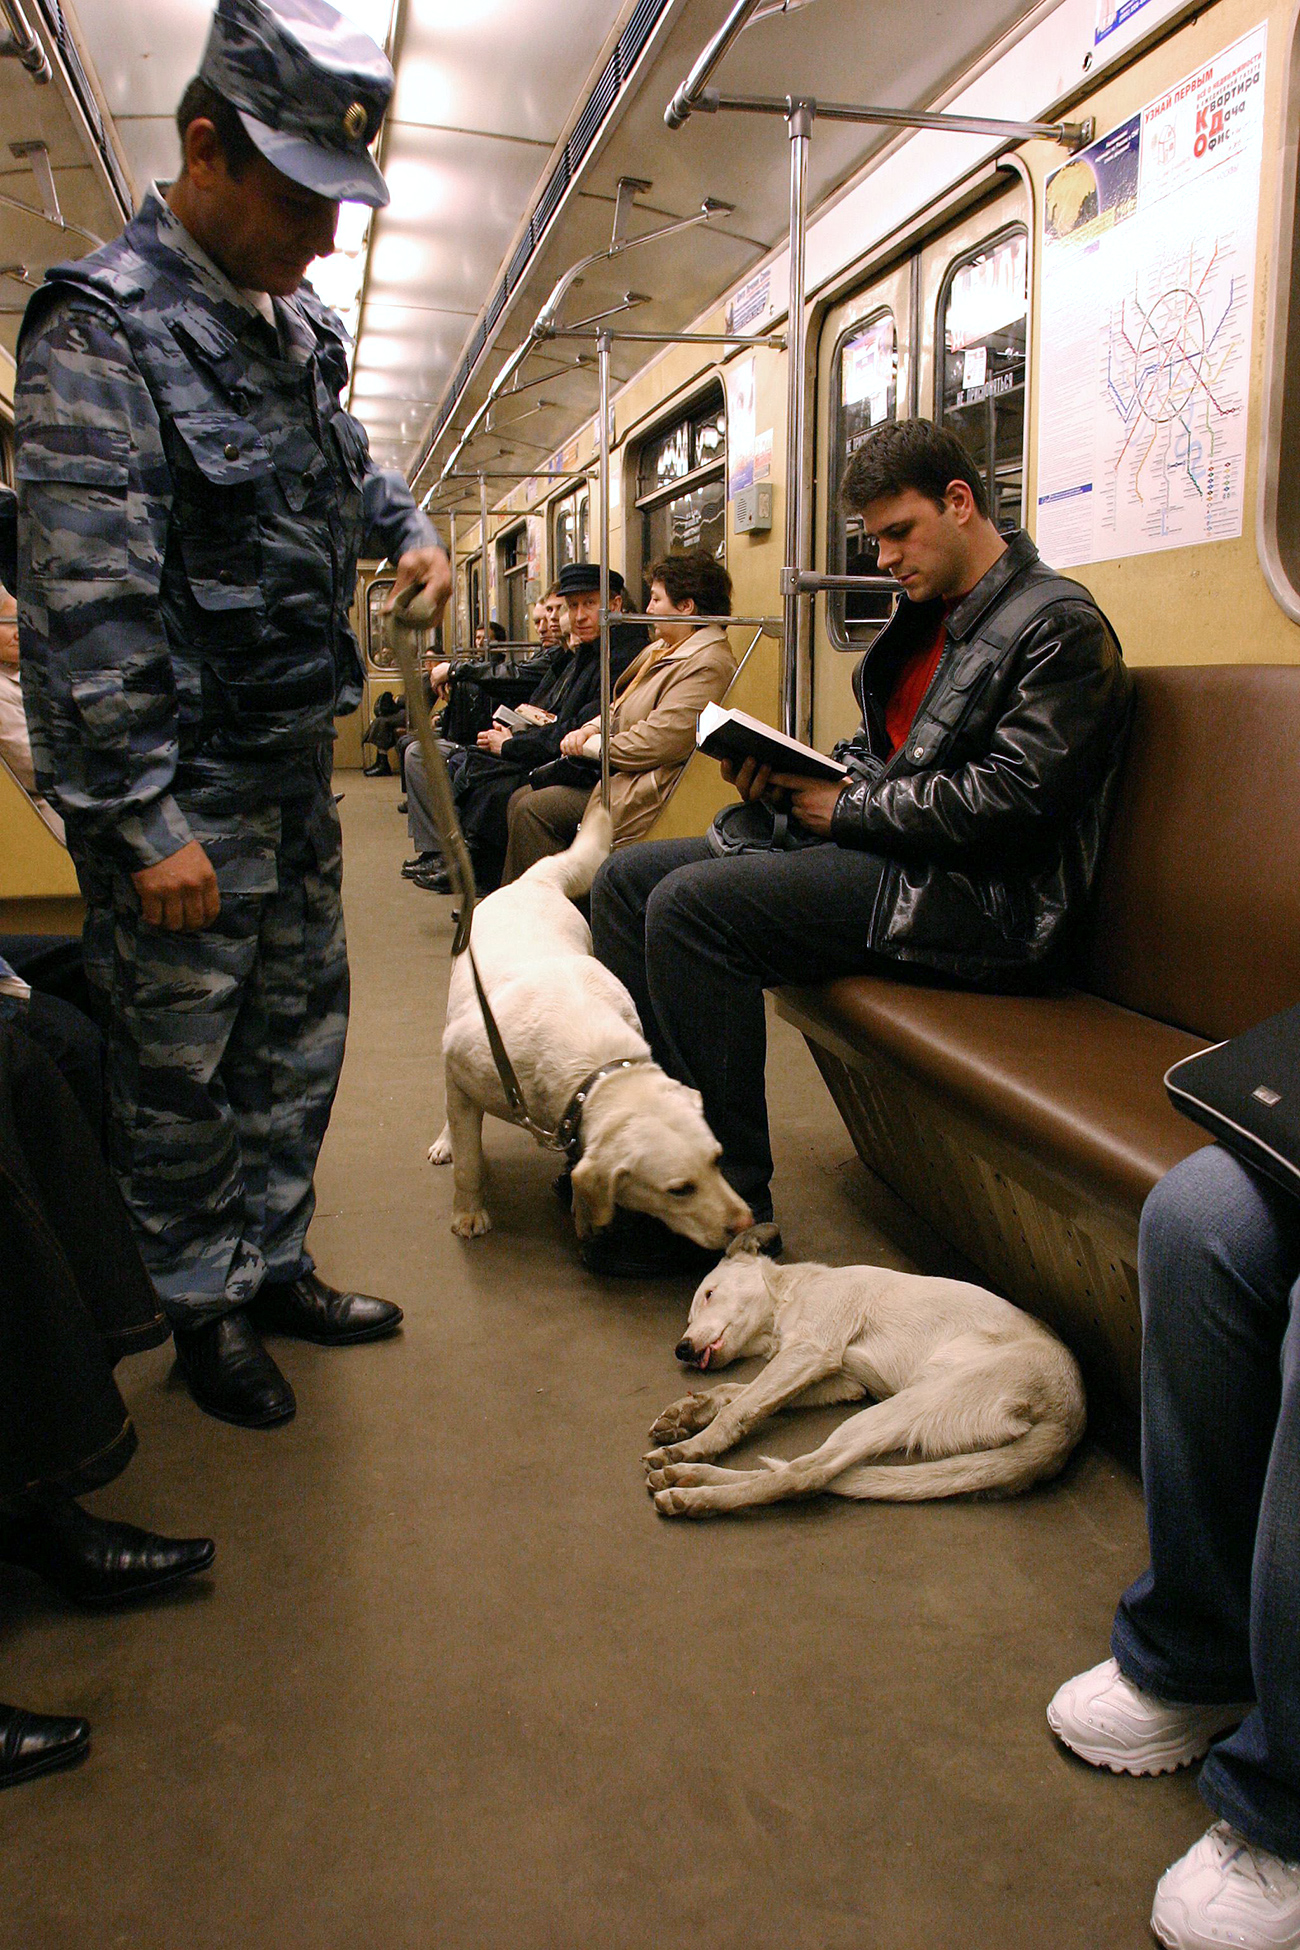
[500,550,738,882]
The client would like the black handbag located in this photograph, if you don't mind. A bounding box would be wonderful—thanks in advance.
[1164,1004,1300,1201]
[527,755,601,791]
[705,799,829,857]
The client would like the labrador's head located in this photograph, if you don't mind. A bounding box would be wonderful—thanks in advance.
[674,1251,781,1370]
[569,1068,752,1247]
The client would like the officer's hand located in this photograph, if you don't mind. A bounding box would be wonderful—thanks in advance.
[386,546,452,622]
[132,841,220,932]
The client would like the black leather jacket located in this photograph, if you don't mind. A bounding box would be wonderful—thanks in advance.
[499,621,649,770]
[829,530,1133,986]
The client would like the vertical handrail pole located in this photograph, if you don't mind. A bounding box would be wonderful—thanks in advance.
[597,329,613,812]
[447,511,459,654]
[781,102,812,739]
[478,470,490,640]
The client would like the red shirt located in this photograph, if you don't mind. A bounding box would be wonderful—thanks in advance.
[885,609,948,756]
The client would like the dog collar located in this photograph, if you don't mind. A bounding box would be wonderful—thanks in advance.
[557,1057,654,1167]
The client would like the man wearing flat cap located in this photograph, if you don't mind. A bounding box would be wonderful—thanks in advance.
[412,560,648,895]
[14,0,451,1429]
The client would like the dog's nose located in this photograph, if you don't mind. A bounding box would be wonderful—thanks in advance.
[674,1339,695,1364]
[727,1208,755,1236]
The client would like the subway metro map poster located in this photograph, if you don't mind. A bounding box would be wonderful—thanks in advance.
[1036,25,1267,567]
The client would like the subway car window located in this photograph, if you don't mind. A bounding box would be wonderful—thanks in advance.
[635,388,726,565]
[551,483,590,570]
[828,309,898,643]
[937,226,1028,532]
[497,523,528,641]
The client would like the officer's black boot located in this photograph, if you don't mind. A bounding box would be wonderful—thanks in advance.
[172,1309,296,1428]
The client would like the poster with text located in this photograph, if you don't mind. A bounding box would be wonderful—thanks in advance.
[1036,25,1266,568]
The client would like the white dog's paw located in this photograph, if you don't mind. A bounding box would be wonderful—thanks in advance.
[653,1486,716,1519]
[450,1208,492,1239]
[649,1393,717,1446]
[428,1127,453,1166]
[645,1462,736,1492]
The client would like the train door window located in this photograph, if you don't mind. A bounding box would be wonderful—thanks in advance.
[467,557,484,638]
[497,523,528,642]
[635,387,726,566]
[828,309,898,642]
[551,484,590,570]
[936,225,1028,531]
[365,575,438,672]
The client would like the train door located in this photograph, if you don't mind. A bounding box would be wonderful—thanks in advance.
[497,522,529,642]
[812,181,1028,749]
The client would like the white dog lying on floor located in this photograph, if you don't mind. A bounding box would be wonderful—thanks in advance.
[429,808,752,1246]
[643,1248,1086,1515]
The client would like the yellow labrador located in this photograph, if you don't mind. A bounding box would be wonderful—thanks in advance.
[429,810,751,1246]
[644,1249,1085,1514]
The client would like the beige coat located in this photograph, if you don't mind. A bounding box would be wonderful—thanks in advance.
[579,623,737,843]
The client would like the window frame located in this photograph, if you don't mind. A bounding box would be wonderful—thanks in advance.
[825,303,900,650]
[932,219,1030,536]
[549,481,590,576]
[632,381,727,574]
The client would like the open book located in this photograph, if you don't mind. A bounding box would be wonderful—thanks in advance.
[696,701,848,781]
[492,703,532,732]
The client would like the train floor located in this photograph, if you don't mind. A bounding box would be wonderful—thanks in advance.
[3,775,1207,1950]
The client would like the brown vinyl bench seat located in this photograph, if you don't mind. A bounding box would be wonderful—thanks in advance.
[776,666,1300,1424]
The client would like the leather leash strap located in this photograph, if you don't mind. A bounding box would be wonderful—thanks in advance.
[384,587,562,1150]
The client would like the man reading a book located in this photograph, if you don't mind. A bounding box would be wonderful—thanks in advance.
[586,417,1133,1276]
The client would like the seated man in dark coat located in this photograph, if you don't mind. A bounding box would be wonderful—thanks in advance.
[589,419,1134,1273]
[0,1022,216,1789]
[411,562,648,895]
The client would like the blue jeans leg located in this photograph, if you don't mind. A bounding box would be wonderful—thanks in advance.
[1111,1144,1300,1858]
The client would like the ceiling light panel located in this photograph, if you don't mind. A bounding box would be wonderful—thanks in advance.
[392,0,627,144]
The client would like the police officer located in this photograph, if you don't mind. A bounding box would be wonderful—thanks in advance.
[14,0,451,1428]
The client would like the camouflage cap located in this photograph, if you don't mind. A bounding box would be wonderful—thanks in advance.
[198,0,393,207]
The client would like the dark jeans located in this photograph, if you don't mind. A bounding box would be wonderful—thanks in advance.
[0,933,103,1133]
[590,837,887,1221]
[1112,1145,1300,1859]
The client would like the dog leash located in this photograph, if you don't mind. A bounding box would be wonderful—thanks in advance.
[387,586,653,1163]
[385,585,564,1150]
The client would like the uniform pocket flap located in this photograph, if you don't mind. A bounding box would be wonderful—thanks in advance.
[173,411,273,485]
[16,427,129,487]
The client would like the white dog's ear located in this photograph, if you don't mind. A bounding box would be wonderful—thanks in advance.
[570,1156,622,1237]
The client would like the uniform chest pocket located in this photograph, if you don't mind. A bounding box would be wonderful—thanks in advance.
[271,424,333,514]
[17,428,130,583]
[172,412,270,612]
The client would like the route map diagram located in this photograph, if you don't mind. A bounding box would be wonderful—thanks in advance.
[1102,235,1248,541]
[1036,26,1265,568]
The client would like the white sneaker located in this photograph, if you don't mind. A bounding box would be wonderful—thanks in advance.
[1152,1822,1300,1948]
[1047,1658,1253,1775]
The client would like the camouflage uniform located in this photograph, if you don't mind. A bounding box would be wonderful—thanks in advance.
[15,186,437,1322]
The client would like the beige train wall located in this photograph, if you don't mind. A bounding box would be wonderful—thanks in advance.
[1017,0,1299,663]
[451,0,1299,698]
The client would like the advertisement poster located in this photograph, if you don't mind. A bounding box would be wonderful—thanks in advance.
[1036,25,1267,567]
[726,357,757,498]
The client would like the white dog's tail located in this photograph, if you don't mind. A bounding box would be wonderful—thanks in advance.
[526,804,614,899]
[801,1415,1079,1503]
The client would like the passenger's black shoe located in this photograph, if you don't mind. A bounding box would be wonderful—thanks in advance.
[579,1210,782,1279]
[396,796,408,814]
[363,754,392,777]
[0,1705,90,1789]
[0,1486,215,1607]
[401,851,438,878]
[172,1311,296,1428]
[250,1271,402,1346]
[411,865,453,893]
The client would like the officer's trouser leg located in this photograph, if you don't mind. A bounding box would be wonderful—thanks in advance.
[83,783,348,1327]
